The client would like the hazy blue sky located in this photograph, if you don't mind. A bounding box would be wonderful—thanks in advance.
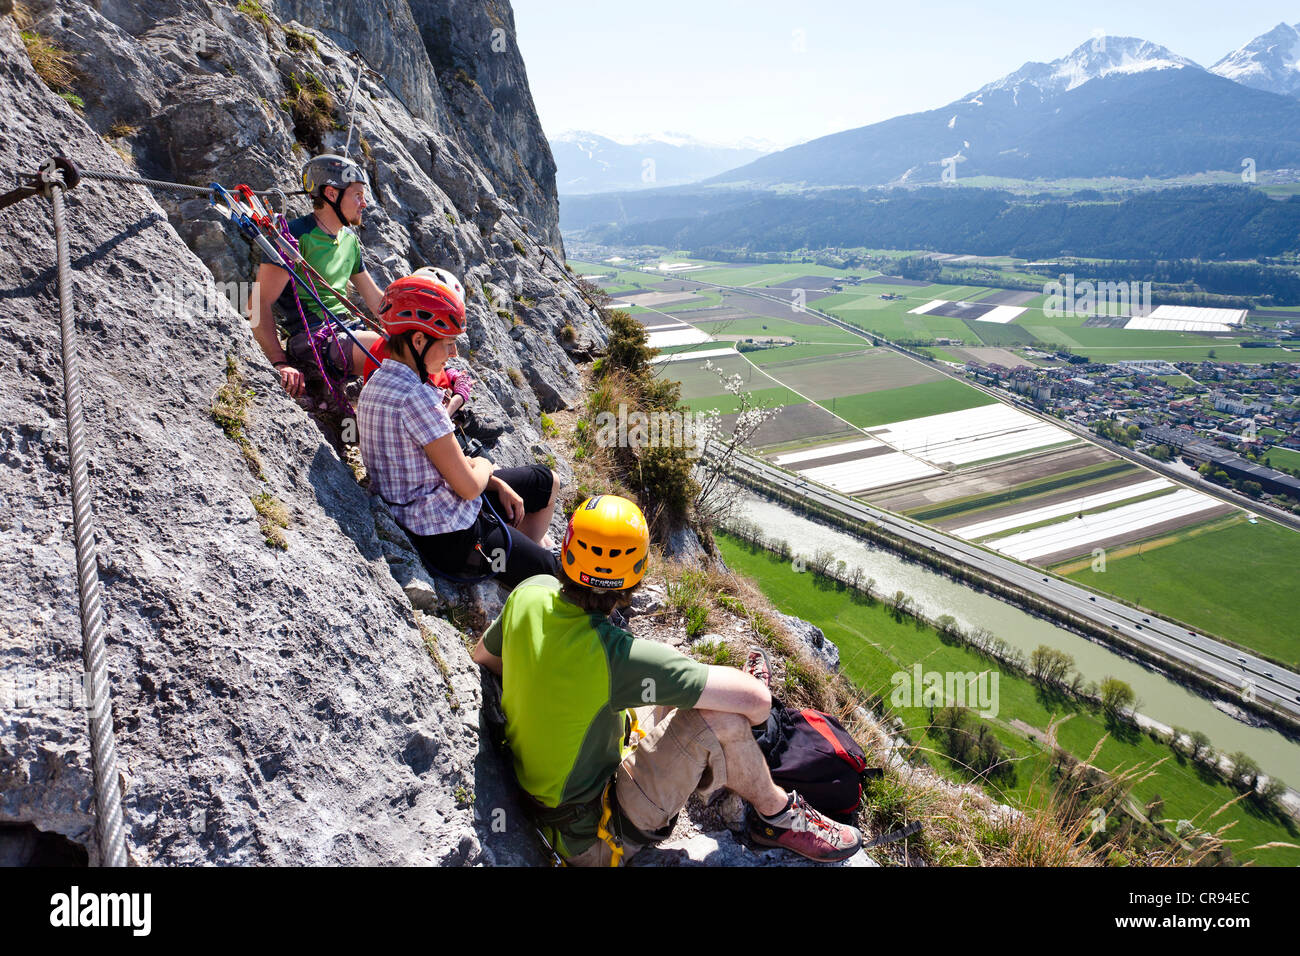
[512,1,1299,147]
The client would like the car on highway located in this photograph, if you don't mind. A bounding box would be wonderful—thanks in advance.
[1237,657,1248,664]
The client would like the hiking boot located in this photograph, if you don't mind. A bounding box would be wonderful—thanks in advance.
[743,646,771,690]
[748,792,862,863]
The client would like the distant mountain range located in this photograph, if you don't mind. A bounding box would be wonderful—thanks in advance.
[560,27,1300,262]
[549,131,772,194]
[706,36,1300,188]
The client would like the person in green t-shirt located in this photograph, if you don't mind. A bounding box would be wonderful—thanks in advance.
[250,154,385,403]
[472,494,863,866]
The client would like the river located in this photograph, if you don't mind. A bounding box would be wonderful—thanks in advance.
[734,493,1300,783]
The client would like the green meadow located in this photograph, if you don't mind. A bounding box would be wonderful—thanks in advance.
[718,536,1300,866]
[817,378,997,428]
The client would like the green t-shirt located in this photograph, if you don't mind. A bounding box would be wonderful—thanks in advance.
[274,214,365,335]
[482,574,709,856]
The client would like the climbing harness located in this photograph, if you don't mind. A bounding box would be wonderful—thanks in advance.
[421,494,514,586]
[595,779,625,867]
[252,190,356,413]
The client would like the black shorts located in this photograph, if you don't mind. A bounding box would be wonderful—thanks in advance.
[406,465,560,588]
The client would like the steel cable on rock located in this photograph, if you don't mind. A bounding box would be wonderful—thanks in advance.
[79,167,290,198]
[4,156,341,868]
[47,166,130,867]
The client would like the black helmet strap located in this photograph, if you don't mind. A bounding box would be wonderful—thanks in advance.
[415,335,437,383]
[397,330,437,383]
[319,184,350,228]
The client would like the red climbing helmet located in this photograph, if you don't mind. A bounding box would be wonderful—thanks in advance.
[378,272,467,338]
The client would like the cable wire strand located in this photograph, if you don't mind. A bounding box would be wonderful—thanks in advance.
[49,169,130,867]
[79,167,284,199]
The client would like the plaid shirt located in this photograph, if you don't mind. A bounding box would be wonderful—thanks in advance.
[357,360,481,536]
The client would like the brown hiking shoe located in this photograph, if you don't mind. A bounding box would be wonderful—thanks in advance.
[748,792,862,863]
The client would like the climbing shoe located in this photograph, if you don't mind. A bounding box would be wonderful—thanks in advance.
[748,791,862,863]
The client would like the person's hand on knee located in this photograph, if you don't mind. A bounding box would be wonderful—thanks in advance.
[494,479,525,526]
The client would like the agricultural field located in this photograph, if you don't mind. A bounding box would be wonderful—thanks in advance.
[772,439,942,492]
[664,350,765,398]
[982,489,1231,564]
[819,379,998,429]
[674,261,857,288]
[652,341,736,357]
[949,478,1175,541]
[681,386,802,415]
[644,323,711,349]
[878,450,1131,517]
[924,465,1151,527]
[590,262,1288,642]
[580,256,1297,365]
[866,403,1076,466]
[1061,515,1300,668]
[746,343,867,364]
[810,279,1295,363]
[685,313,865,344]
[765,349,942,400]
[718,536,1300,866]
[735,402,859,449]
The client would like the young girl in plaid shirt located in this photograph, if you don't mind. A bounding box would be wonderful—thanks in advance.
[358,271,560,586]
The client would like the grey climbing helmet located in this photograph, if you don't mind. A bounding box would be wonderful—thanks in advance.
[301,153,369,197]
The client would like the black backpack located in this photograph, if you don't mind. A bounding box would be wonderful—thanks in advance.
[753,699,876,822]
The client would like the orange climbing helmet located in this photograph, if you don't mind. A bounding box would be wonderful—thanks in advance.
[378,271,467,338]
[561,495,649,591]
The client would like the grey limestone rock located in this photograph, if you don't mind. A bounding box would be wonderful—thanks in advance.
[774,612,841,672]
[0,5,569,866]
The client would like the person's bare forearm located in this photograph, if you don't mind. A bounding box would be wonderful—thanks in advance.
[470,457,494,494]
[696,666,772,726]
[252,318,287,364]
[471,637,503,675]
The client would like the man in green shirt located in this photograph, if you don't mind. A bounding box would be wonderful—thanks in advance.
[472,494,863,866]
[250,154,385,402]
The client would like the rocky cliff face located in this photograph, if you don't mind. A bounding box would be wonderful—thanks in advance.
[0,0,596,865]
[407,0,561,249]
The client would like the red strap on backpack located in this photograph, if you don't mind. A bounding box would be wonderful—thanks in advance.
[800,710,867,773]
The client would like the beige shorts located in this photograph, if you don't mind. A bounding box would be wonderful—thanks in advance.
[564,707,727,868]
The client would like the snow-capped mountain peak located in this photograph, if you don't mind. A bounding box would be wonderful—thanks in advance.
[977,36,1199,101]
[1211,22,1300,96]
